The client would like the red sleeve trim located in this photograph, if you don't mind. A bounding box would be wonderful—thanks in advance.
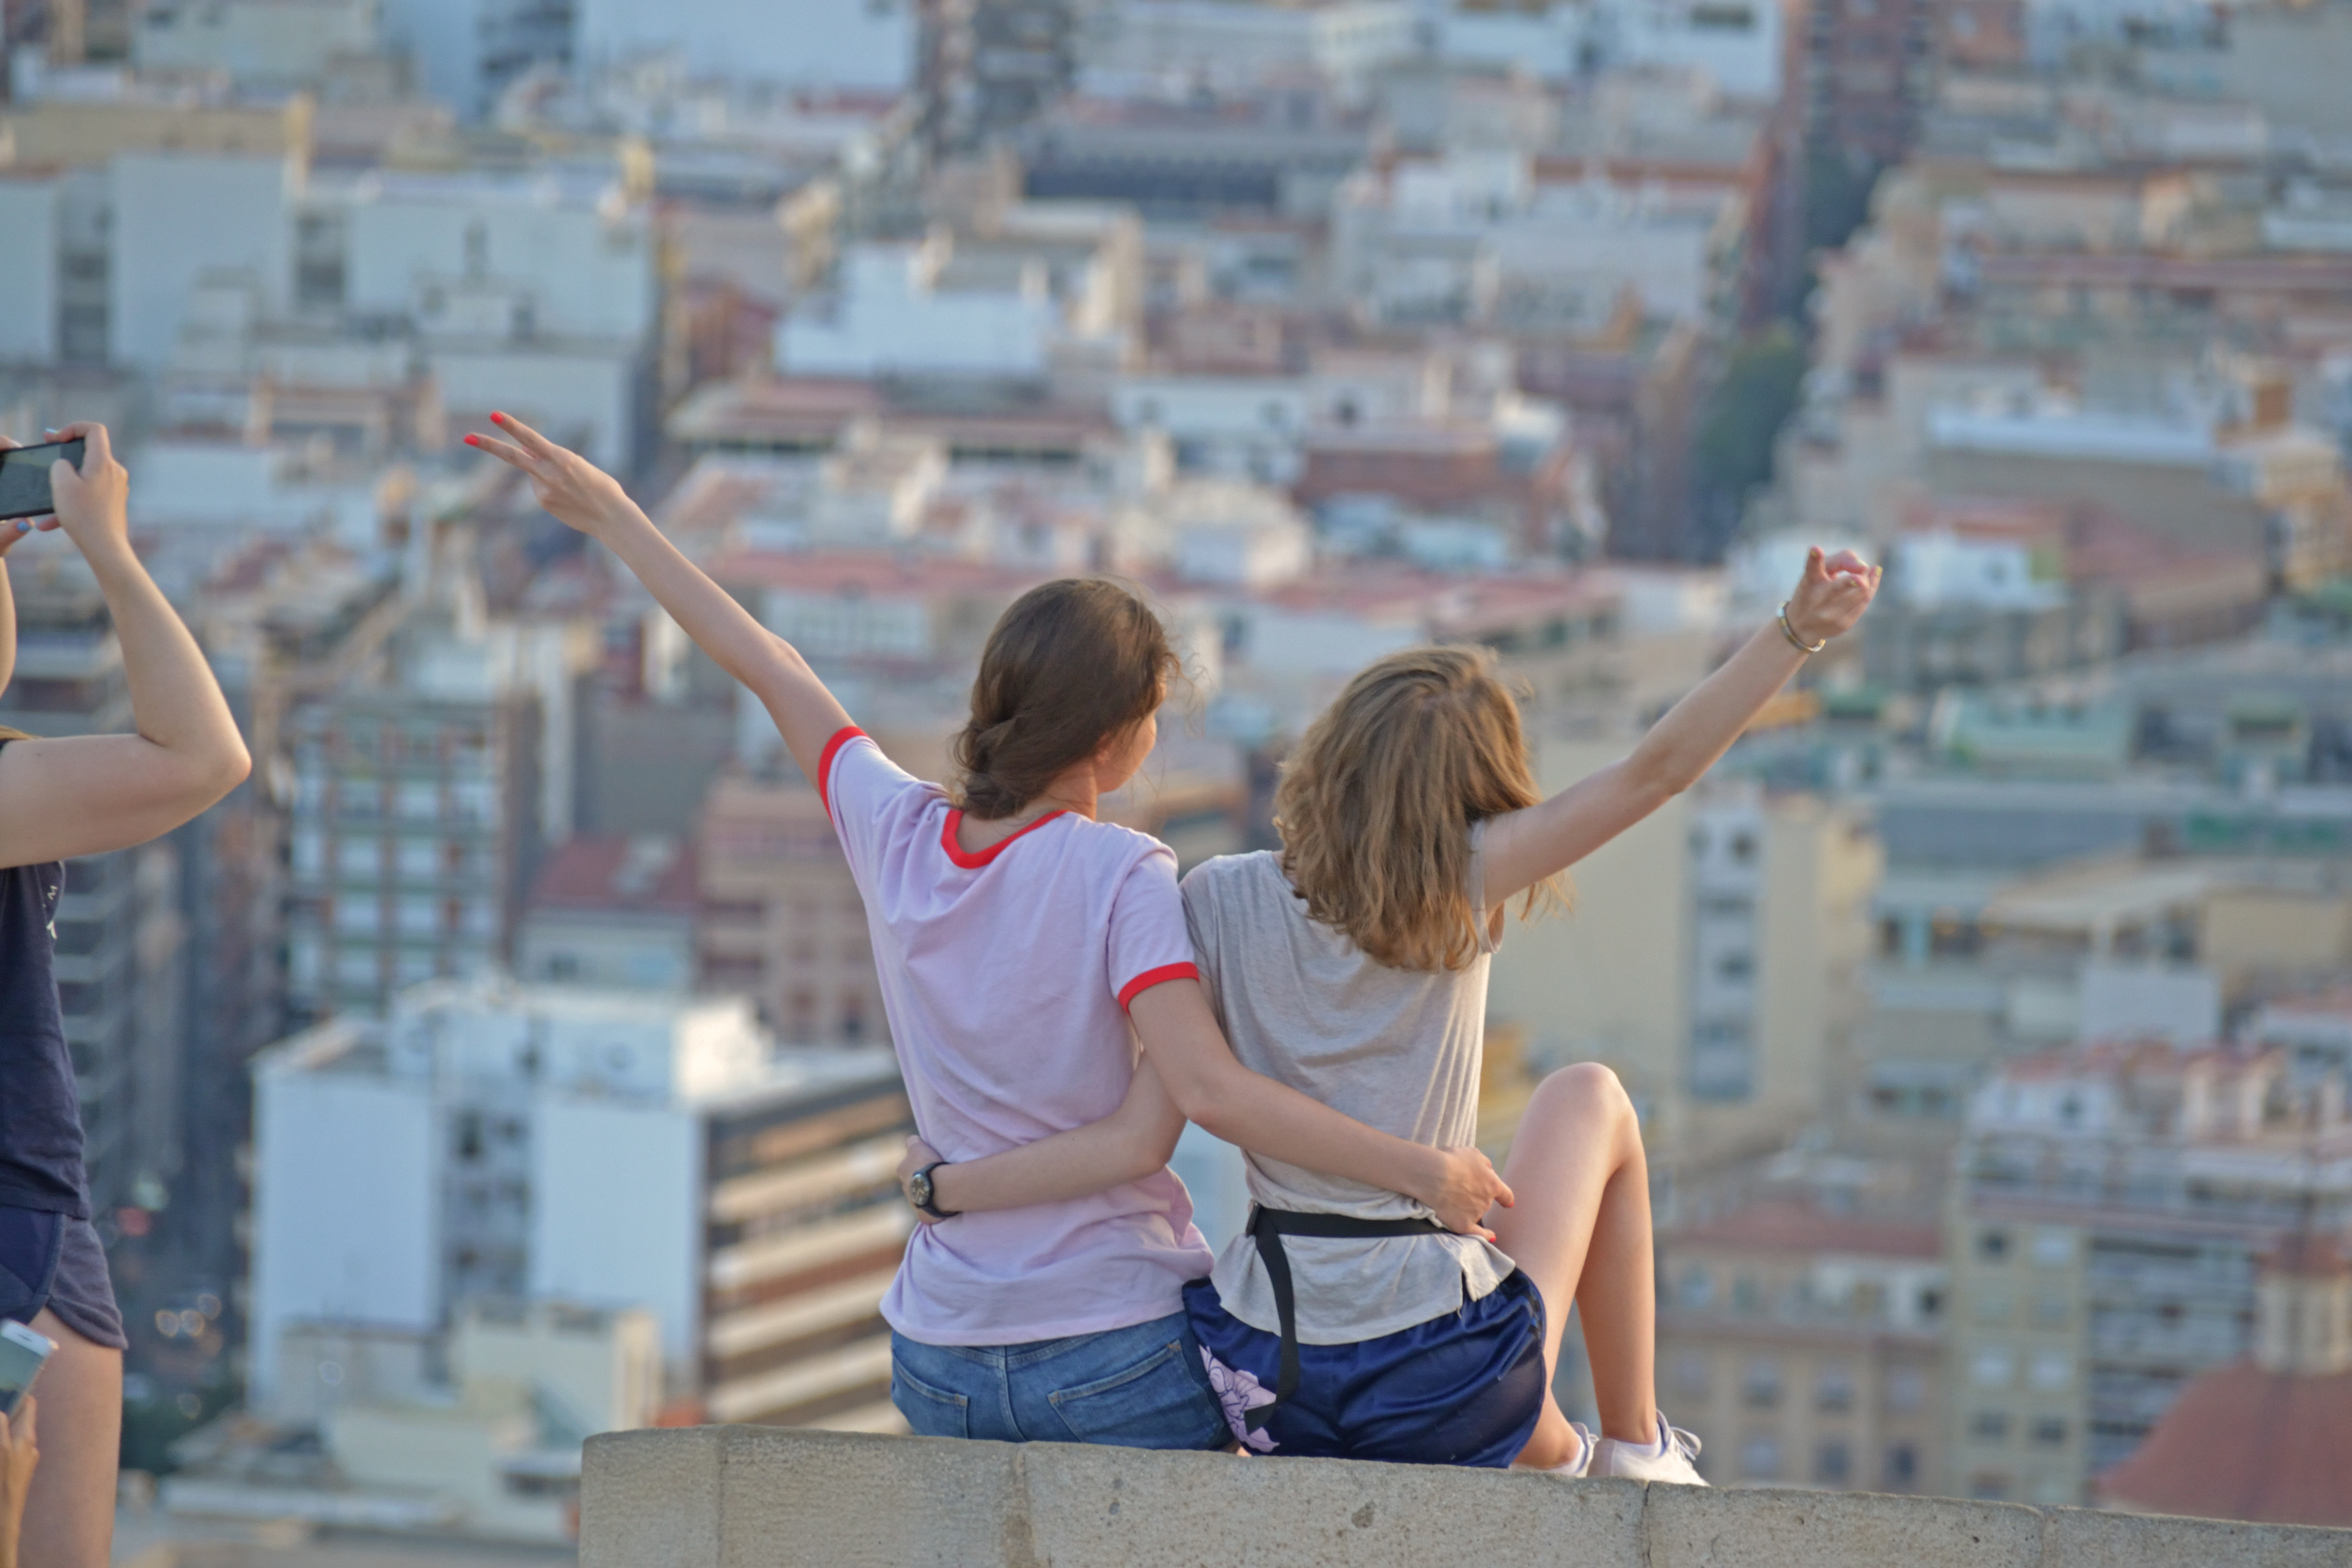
[816,726,867,820]
[1117,962,1199,1013]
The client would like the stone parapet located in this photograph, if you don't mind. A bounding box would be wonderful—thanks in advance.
[580,1427,2352,1567]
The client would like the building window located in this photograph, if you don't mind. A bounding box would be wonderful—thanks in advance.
[1885,1365,1924,1414]
[2030,1416,2067,1448]
[1676,1265,1714,1310]
[1977,1229,2011,1262]
[2030,1228,2072,1266]
[1741,1357,1781,1409]
[1816,1365,1854,1412]
[1740,1434,1781,1480]
[2028,1352,2071,1391]
[1815,1440,1851,1485]
[1970,1410,2010,1443]
[1671,1352,1710,1398]
[1884,1443,1918,1489]
[1971,1348,2016,1388]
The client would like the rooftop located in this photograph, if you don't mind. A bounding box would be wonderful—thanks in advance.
[2096,1362,2352,1529]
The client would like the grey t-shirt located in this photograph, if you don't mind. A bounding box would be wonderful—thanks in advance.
[1181,838,1515,1343]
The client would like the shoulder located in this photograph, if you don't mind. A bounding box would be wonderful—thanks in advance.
[1180,850,1285,906]
[1070,815,1177,870]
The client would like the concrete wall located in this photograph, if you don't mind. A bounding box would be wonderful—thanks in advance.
[581,1427,2352,1568]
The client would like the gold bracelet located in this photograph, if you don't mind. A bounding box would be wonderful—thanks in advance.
[1778,602,1827,654]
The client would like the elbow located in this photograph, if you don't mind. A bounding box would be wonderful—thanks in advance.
[190,738,252,812]
[213,738,254,798]
[1174,1087,1244,1148]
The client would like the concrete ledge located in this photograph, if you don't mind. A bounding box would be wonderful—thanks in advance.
[580,1427,2352,1568]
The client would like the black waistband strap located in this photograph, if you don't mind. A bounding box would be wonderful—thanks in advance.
[1242,1207,1447,1433]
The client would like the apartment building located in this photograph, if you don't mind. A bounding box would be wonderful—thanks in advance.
[1943,1039,2352,1504]
[696,776,886,1047]
[283,607,588,1023]
[1657,1200,1946,1491]
[248,977,913,1431]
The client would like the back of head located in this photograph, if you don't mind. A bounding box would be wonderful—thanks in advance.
[1275,645,1560,971]
[954,578,1177,821]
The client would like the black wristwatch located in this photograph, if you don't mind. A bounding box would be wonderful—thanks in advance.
[906,1161,958,1220]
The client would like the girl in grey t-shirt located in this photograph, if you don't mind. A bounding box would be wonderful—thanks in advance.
[918,549,1879,1475]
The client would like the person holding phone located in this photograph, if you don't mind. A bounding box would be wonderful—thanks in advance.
[0,426,251,1568]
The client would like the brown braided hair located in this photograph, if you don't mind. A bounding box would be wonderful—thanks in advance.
[952,579,1178,821]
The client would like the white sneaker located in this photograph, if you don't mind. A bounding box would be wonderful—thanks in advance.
[1593,1414,1707,1485]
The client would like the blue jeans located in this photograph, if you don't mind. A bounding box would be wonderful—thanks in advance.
[890,1310,1229,1449]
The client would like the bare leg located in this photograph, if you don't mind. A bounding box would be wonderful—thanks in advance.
[1488,1064,1659,1462]
[16,1310,118,1568]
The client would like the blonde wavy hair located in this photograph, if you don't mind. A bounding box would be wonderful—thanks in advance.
[1275,646,1567,972]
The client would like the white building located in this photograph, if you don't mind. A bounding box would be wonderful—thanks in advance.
[573,0,914,92]
[336,170,660,469]
[109,154,291,371]
[779,238,1064,380]
[133,0,383,87]
[249,977,913,1419]
[0,173,62,364]
[375,0,570,116]
[1332,152,1741,329]
[1083,0,1417,99]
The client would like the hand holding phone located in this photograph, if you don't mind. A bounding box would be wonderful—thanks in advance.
[0,439,87,525]
[0,1323,51,1425]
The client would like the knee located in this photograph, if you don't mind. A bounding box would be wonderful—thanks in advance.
[1533,1062,1636,1130]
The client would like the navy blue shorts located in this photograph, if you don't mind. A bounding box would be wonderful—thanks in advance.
[1184,1268,1548,1466]
[0,1206,128,1351]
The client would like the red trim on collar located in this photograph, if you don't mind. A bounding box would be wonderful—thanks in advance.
[940,807,1066,869]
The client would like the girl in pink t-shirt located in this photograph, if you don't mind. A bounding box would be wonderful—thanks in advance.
[468,415,1508,1448]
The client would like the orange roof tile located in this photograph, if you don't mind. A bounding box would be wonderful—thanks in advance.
[2097,1362,2352,1528]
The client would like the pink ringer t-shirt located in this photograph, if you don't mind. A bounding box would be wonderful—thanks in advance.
[821,728,1216,1345]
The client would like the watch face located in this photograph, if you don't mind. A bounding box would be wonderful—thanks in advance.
[909,1170,932,1208]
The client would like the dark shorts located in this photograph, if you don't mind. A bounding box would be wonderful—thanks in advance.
[1185,1268,1548,1467]
[0,1206,128,1351]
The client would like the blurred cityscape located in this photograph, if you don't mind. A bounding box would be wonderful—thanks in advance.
[2,0,2350,1553]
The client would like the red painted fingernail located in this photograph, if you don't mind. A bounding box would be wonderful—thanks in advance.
[492,411,507,423]
[464,434,480,446]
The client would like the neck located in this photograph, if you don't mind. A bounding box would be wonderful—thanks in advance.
[1027,770,1100,823]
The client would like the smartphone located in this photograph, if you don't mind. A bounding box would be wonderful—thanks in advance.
[0,439,87,522]
[0,1320,52,1420]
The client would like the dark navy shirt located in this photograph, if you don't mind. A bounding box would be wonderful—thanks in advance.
[0,741,85,1219]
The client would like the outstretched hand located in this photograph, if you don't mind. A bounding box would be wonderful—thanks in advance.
[1785,546,1880,646]
[464,413,636,538]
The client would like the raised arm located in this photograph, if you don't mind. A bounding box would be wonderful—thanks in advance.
[466,414,851,780]
[902,982,1513,1236]
[1480,547,1878,908]
[0,424,251,869]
